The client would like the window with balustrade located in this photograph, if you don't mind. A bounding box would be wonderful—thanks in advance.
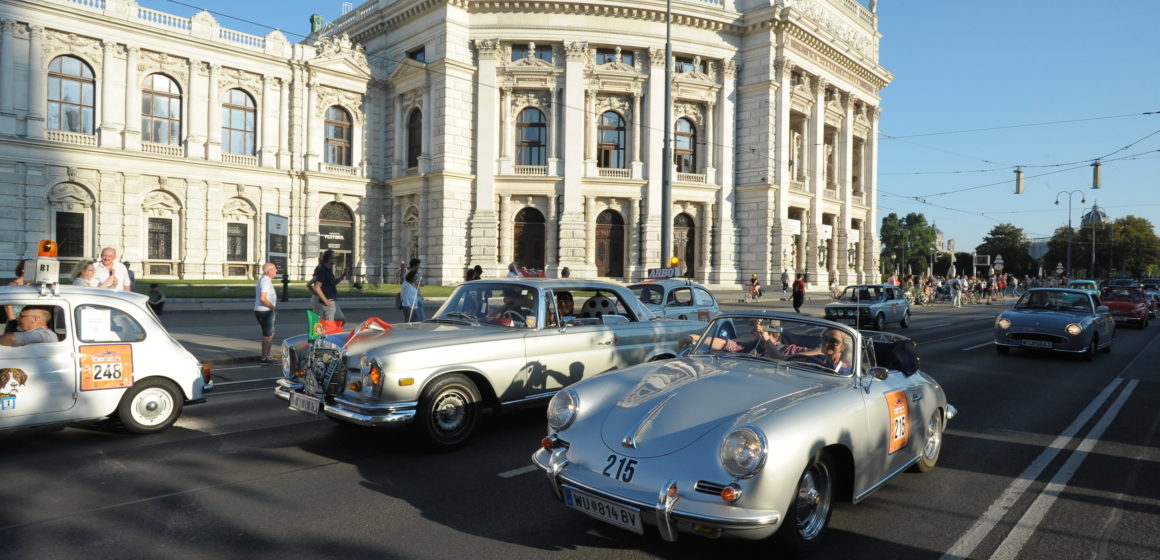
[516,108,546,166]
[675,118,697,173]
[597,111,626,169]
[142,73,182,145]
[48,55,95,134]
[324,106,352,166]
[221,89,256,155]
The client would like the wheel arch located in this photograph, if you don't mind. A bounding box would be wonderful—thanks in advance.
[823,443,855,503]
[420,369,499,411]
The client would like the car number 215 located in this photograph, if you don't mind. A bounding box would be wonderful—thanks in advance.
[602,454,638,483]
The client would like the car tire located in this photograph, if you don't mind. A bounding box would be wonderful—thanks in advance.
[117,377,183,434]
[900,312,911,328]
[416,374,481,451]
[777,453,834,555]
[995,344,1009,355]
[910,409,943,473]
[873,314,886,331]
[1083,336,1098,362]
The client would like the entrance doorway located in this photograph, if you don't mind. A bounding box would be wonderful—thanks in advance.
[674,213,696,277]
[595,210,625,277]
[319,202,354,278]
[513,207,546,271]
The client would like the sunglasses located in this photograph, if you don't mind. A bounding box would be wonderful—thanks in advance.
[825,338,844,346]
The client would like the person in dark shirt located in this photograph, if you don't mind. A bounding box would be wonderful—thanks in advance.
[310,250,348,323]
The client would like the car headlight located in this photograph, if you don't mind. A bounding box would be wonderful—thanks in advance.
[719,426,767,479]
[1066,323,1082,336]
[547,389,578,430]
[996,317,1011,329]
[280,341,292,376]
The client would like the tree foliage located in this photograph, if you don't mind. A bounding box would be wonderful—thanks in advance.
[879,212,937,275]
[1040,215,1160,279]
[975,223,1034,277]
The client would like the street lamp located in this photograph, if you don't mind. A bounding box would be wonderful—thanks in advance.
[1054,189,1085,278]
[378,214,386,286]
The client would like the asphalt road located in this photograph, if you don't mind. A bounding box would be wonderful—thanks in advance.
[2,300,1158,559]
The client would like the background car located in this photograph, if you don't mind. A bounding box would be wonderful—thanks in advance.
[993,288,1114,359]
[1144,288,1160,319]
[1100,286,1150,328]
[1065,279,1100,297]
[627,279,720,323]
[824,284,911,330]
[1105,278,1139,288]
[533,312,953,553]
[276,279,704,449]
[1,284,212,434]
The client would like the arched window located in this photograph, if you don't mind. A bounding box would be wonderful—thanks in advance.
[597,111,626,169]
[48,55,95,134]
[222,89,256,155]
[324,106,352,165]
[516,107,546,166]
[142,74,182,145]
[406,109,422,169]
[675,118,696,173]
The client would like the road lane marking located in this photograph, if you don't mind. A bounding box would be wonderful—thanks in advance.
[940,377,1125,560]
[214,377,281,386]
[499,465,538,478]
[917,322,954,330]
[990,379,1138,560]
[961,341,992,351]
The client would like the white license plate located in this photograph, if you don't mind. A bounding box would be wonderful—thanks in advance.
[1021,339,1052,349]
[289,392,320,415]
[563,488,643,534]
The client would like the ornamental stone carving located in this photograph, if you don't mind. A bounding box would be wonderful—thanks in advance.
[43,29,102,72]
[222,197,256,221]
[782,0,874,60]
[143,190,182,217]
[317,85,365,124]
[474,38,501,60]
[48,183,95,213]
[139,50,190,83]
[510,90,551,113]
[220,67,263,98]
[594,93,631,117]
[673,101,704,129]
[565,41,588,62]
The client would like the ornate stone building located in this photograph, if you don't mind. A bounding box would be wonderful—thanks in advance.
[1,0,891,287]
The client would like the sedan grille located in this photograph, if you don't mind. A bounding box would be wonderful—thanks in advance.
[1009,333,1068,343]
[307,344,347,397]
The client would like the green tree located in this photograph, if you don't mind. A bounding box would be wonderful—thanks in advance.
[1110,216,1160,277]
[975,223,1033,277]
[879,212,937,276]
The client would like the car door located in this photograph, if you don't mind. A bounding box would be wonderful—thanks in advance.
[0,300,77,425]
[521,291,616,398]
[692,287,717,322]
[858,339,923,482]
[886,288,903,322]
[665,287,695,320]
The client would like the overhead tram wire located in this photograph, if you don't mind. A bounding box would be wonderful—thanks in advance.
[165,1,1160,191]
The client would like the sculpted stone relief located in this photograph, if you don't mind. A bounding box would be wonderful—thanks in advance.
[594,93,631,118]
[781,0,874,60]
[143,190,182,217]
[510,90,551,113]
[317,85,365,124]
[222,197,256,221]
[139,50,190,84]
[42,29,102,73]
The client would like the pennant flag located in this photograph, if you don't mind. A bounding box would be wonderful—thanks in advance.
[342,317,394,348]
[307,310,343,341]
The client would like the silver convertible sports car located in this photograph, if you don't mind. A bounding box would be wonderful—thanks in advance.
[993,288,1114,359]
[532,312,955,553]
[275,279,704,449]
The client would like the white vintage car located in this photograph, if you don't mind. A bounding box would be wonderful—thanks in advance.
[275,279,704,449]
[533,312,954,553]
[0,283,213,434]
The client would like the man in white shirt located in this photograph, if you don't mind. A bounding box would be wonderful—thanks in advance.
[92,247,131,291]
[254,263,278,364]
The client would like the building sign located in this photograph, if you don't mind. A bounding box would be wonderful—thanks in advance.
[266,213,289,279]
[786,219,802,236]
[319,224,353,252]
[647,267,682,279]
[820,224,833,240]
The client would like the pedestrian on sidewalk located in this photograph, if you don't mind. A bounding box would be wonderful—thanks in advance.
[401,269,422,322]
[406,258,425,322]
[255,262,278,364]
[780,269,790,295]
[792,273,806,313]
[147,283,166,315]
[310,249,347,325]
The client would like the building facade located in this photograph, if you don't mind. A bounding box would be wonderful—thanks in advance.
[0,0,891,287]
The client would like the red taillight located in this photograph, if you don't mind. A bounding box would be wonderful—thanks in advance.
[720,484,742,503]
[200,363,212,383]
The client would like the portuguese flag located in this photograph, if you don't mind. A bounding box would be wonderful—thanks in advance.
[307,310,343,341]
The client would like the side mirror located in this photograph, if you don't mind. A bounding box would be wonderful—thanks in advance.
[867,366,890,381]
[1096,305,1109,314]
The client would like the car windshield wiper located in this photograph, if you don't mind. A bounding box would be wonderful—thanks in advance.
[434,312,479,324]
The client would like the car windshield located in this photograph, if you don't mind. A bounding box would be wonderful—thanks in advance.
[1067,281,1096,290]
[689,315,855,376]
[629,284,666,306]
[433,282,540,328]
[1015,291,1092,312]
[838,286,884,302]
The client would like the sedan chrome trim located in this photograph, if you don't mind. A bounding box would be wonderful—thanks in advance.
[853,455,920,503]
[622,393,678,449]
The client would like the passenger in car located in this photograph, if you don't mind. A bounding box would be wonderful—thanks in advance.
[0,307,57,347]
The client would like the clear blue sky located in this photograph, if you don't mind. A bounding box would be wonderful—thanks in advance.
[144,0,1160,252]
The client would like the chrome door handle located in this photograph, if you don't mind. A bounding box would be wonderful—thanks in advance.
[911,393,923,403]
[598,337,615,345]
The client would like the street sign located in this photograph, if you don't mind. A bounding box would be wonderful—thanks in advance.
[993,255,1004,272]
[647,267,681,279]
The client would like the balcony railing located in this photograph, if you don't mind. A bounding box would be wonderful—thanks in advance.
[597,168,631,179]
[676,172,706,184]
[514,165,548,176]
[142,142,183,157]
[47,130,97,146]
[222,153,258,166]
[320,162,358,176]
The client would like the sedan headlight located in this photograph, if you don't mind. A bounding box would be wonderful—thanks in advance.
[280,341,293,377]
[719,426,767,479]
[996,317,1011,329]
[1066,323,1082,336]
[547,389,578,430]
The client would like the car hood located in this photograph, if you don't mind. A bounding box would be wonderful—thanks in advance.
[1002,308,1091,325]
[310,320,526,356]
[1102,300,1144,310]
[597,357,845,458]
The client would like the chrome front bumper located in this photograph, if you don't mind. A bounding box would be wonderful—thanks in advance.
[532,447,782,542]
[274,379,418,427]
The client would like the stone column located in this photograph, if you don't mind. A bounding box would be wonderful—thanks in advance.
[471,39,500,266]
[806,78,827,285]
[585,196,597,268]
[278,78,290,168]
[304,75,318,169]
[558,41,588,272]
[499,194,513,268]
[548,86,560,173]
[704,101,715,171]
[546,194,559,272]
[627,198,640,281]
[206,63,221,160]
[499,86,510,159]
[866,107,881,278]
[838,92,855,283]
[630,92,642,178]
[27,25,45,139]
[98,40,122,147]
[0,20,14,133]
[771,58,794,278]
[393,92,403,175]
[420,79,432,173]
[260,75,277,167]
[713,60,740,284]
[702,202,714,281]
[123,46,140,150]
[186,59,206,158]
[642,48,667,269]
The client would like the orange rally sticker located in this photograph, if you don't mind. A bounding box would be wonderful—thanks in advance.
[80,345,134,391]
[885,389,909,454]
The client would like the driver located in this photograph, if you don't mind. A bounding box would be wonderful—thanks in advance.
[792,328,852,374]
[0,307,56,347]
[489,289,536,326]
